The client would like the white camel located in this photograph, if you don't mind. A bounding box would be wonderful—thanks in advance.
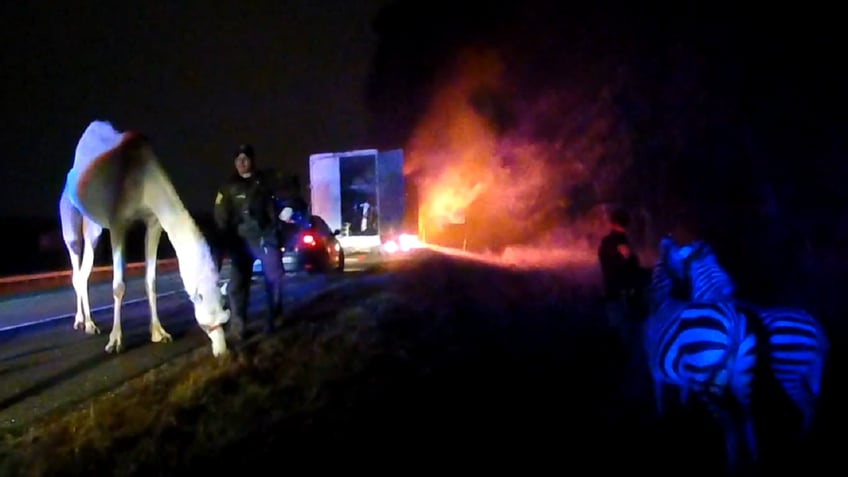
[59,120,230,357]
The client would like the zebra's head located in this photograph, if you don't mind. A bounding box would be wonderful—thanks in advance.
[661,238,735,301]
[660,236,694,282]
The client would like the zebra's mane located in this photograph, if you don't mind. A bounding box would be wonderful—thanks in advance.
[685,240,736,301]
[648,259,673,313]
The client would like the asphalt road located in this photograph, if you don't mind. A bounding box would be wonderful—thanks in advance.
[0,267,359,431]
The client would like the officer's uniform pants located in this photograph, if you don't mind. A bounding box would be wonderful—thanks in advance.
[227,238,285,336]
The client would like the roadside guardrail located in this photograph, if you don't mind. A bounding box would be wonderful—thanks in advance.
[0,259,180,296]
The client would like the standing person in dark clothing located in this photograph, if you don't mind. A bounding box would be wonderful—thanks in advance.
[598,208,644,342]
[276,175,309,226]
[275,174,310,248]
[214,144,284,340]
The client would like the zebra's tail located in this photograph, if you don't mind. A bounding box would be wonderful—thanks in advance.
[807,341,827,399]
[796,308,829,404]
[799,341,827,433]
[813,317,830,397]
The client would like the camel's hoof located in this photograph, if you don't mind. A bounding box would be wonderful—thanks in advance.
[104,339,122,354]
[85,323,100,335]
[151,332,173,343]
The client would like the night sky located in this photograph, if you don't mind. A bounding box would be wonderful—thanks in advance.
[2,0,846,241]
[1,0,392,218]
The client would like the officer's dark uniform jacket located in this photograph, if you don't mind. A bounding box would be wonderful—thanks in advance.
[214,170,280,248]
[598,230,642,301]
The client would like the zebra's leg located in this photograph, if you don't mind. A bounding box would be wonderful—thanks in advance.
[785,376,815,435]
[741,408,758,464]
[703,391,742,476]
[718,410,741,476]
[652,377,665,415]
[679,386,690,407]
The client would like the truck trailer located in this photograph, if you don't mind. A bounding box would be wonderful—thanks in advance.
[308,148,421,265]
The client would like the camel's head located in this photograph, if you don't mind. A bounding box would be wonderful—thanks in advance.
[176,238,232,357]
[189,281,231,357]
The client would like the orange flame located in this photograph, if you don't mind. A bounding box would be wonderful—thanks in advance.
[406,50,500,228]
[405,49,553,247]
[404,46,631,254]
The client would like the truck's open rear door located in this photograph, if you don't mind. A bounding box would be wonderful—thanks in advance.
[376,148,405,237]
[308,153,341,232]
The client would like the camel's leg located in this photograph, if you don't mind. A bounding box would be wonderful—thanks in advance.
[59,190,87,331]
[105,226,127,353]
[79,219,103,335]
[145,218,171,343]
[66,242,85,329]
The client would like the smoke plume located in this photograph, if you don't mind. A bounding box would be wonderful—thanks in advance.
[404,46,631,257]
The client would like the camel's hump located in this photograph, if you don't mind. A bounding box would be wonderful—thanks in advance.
[72,120,125,173]
[65,120,130,218]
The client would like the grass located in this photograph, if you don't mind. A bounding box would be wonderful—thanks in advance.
[0,250,843,476]
[0,283,392,476]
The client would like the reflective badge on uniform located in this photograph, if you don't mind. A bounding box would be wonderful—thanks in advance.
[215,192,223,205]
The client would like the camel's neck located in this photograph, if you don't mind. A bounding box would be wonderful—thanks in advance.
[165,212,220,300]
[158,206,204,257]
[145,165,218,293]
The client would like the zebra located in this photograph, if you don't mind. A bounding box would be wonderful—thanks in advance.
[643,237,758,473]
[662,239,735,302]
[662,238,830,433]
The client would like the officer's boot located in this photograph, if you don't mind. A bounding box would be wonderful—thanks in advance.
[263,302,280,334]
[226,315,246,343]
[263,317,276,334]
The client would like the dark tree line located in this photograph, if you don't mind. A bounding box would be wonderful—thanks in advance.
[364,0,848,303]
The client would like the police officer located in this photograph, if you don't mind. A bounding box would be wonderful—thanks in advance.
[598,208,644,342]
[214,144,284,340]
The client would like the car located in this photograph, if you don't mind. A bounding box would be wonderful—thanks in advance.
[283,214,345,273]
[250,214,344,274]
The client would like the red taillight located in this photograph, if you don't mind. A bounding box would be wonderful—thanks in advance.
[302,234,316,246]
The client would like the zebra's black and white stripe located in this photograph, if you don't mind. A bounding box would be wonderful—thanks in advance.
[664,238,830,432]
[644,240,758,471]
[680,241,735,302]
[755,306,829,431]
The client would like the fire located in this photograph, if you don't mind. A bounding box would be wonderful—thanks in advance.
[406,50,496,234]
[421,169,487,227]
[405,48,551,248]
[403,45,629,254]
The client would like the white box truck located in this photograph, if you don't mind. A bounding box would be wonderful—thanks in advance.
[308,148,420,265]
